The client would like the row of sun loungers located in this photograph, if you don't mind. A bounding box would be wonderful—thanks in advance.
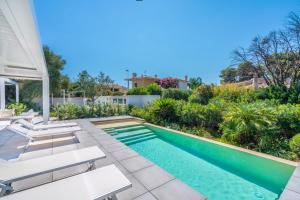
[0,111,132,199]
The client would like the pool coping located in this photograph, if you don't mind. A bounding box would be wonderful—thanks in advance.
[144,122,298,167]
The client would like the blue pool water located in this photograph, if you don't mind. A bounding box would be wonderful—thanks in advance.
[104,124,295,200]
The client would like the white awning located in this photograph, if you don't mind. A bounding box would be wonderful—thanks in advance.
[0,0,49,121]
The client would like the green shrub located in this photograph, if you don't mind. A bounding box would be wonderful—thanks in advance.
[7,102,27,115]
[127,87,149,95]
[162,88,191,101]
[220,102,276,145]
[52,103,129,119]
[189,85,213,105]
[177,103,222,129]
[213,84,253,103]
[148,98,182,124]
[147,83,162,95]
[258,83,300,104]
[289,134,300,156]
[275,104,300,136]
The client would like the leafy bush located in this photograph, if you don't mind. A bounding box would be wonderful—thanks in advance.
[220,102,276,145]
[258,83,300,104]
[213,84,255,103]
[275,104,300,137]
[289,134,300,157]
[127,87,148,95]
[130,106,151,121]
[189,85,213,105]
[162,88,192,101]
[148,98,182,124]
[52,103,129,120]
[147,83,162,95]
[7,102,27,115]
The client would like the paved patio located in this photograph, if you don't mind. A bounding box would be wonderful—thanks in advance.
[0,118,206,200]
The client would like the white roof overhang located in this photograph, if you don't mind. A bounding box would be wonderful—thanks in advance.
[0,0,47,80]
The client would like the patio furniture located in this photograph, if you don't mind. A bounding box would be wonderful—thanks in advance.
[0,146,106,196]
[15,119,78,130]
[1,165,131,200]
[7,124,81,147]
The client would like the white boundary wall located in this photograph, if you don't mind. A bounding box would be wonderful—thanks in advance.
[33,95,160,107]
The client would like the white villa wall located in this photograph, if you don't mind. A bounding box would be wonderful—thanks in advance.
[96,95,160,107]
[178,81,188,89]
[33,95,160,107]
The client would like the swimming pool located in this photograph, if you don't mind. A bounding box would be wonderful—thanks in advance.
[104,123,295,200]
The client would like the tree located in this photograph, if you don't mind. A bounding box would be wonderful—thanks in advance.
[43,46,67,96]
[96,72,114,95]
[189,77,202,89]
[237,61,258,81]
[220,67,237,83]
[234,12,300,86]
[74,70,97,102]
[20,46,69,100]
[74,71,115,103]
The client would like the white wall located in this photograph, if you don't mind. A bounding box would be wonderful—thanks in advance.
[96,95,160,107]
[178,81,188,89]
[33,95,160,107]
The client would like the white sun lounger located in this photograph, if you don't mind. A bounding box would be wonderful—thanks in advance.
[7,124,81,141]
[1,165,131,200]
[0,146,106,196]
[15,119,78,130]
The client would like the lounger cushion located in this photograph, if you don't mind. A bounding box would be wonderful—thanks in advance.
[8,124,81,138]
[1,165,131,200]
[0,146,105,183]
[16,119,78,130]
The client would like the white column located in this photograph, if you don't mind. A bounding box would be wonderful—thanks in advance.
[15,82,19,103]
[42,73,50,123]
[0,78,5,110]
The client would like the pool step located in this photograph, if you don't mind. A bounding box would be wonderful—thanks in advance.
[116,130,153,140]
[118,132,155,142]
[113,125,145,133]
[119,133,156,143]
[124,135,158,145]
[110,128,150,136]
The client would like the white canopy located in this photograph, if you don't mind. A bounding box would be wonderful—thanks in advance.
[0,0,49,121]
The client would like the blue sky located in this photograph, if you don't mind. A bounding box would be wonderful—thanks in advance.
[34,0,300,86]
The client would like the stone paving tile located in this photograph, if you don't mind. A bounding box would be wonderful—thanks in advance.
[113,161,130,175]
[286,176,300,194]
[280,189,300,200]
[52,163,88,181]
[133,165,175,190]
[293,166,300,178]
[134,192,158,200]
[94,152,117,168]
[151,179,207,200]
[120,156,154,173]
[116,175,148,200]
[103,142,128,153]
[111,148,139,161]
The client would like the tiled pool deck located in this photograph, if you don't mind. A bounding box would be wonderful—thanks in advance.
[1,116,300,200]
[0,117,206,200]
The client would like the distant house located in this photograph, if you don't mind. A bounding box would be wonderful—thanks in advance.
[109,84,127,93]
[127,73,189,89]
